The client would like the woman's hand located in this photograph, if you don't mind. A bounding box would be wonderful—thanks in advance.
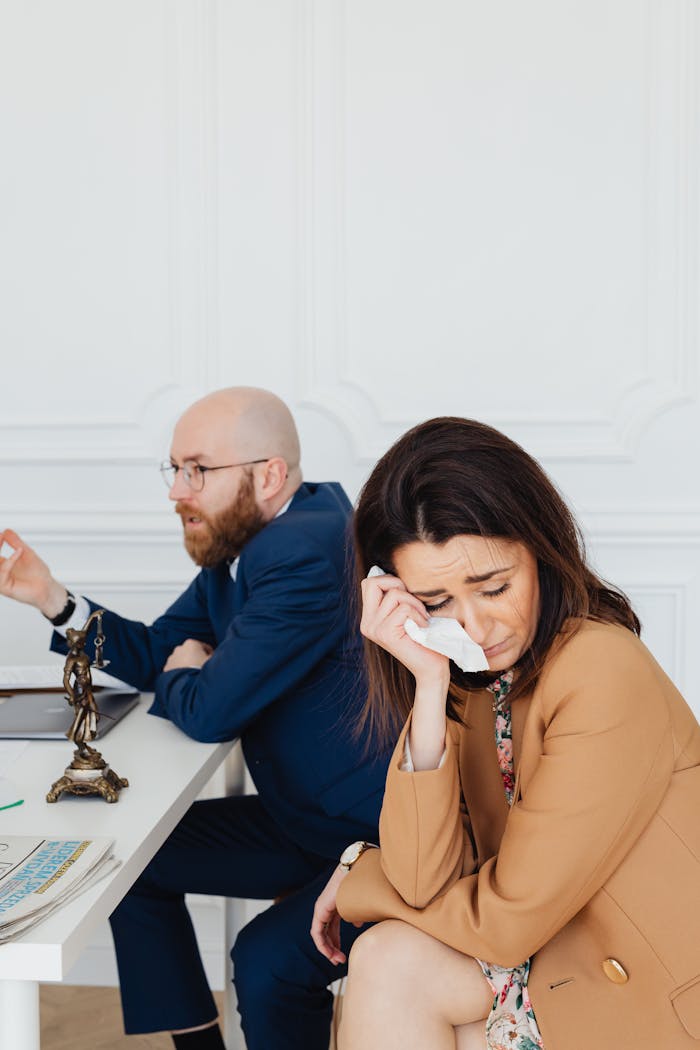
[360,573,450,688]
[362,572,451,769]
[310,865,357,965]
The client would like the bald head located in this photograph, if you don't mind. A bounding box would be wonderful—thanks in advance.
[183,388,301,470]
[170,387,302,517]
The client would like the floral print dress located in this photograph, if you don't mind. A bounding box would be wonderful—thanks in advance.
[477,671,545,1050]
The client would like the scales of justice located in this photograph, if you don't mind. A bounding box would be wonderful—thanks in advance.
[46,609,129,804]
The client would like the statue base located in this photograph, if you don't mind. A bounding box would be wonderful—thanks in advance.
[47,744,129,803]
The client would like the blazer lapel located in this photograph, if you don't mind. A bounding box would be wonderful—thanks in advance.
[461,691,509,861]
[510,690,539,806]
[459,689,535,856]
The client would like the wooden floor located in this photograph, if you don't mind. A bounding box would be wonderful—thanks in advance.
[39,986,341,1049]
[39,985,225,1050]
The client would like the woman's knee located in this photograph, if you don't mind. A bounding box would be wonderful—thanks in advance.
[347,920,427,989]
[346,920,490,1024]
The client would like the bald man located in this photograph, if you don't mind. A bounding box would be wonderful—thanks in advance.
[0,388,389,1050]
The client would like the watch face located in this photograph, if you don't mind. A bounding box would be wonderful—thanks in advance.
[340,841,363,867]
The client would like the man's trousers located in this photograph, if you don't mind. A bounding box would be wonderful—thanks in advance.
[109,794,367,1050]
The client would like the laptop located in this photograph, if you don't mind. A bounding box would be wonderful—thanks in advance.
[0,687,140,740]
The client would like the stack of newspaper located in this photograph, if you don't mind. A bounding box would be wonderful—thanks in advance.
[0,837,118,942]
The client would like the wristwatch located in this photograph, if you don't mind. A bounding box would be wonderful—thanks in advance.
[45,590,76,627]
[339,840,375,872]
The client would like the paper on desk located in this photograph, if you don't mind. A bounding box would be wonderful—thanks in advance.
[0,837,118,942]
[0,665,131,691]
[0,854,121,942]
[366,565,489,672]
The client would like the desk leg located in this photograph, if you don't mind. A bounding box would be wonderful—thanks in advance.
[224,898,246,1050]
[222,744,247,1050]
[0,979,40,1050]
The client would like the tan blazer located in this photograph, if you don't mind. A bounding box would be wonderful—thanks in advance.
[337,620,700,1049]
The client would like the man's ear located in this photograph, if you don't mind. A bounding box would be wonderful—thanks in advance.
[256,457,288,502]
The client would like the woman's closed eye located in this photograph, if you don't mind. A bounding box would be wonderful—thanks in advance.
[424,582,510,613]
[481,582,510,599]
[423,597,452,613]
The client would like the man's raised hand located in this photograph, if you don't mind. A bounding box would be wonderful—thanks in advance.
[0,528,68,618]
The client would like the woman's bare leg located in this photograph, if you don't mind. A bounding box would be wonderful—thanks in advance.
[338,920,492,1050]
[456,1020,488,1050]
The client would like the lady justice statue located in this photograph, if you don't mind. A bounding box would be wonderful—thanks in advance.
[46,610,129,803]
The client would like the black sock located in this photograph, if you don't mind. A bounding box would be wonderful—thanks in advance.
[171,1023,226,1050]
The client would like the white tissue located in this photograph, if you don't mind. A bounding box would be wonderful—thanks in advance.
[404,617,489,672]
[366,566,489,672]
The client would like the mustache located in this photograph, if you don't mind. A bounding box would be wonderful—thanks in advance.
[175,502,209,524]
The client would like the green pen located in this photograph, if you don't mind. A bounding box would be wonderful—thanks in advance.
[0,798,24,811]
[0,778,24,811]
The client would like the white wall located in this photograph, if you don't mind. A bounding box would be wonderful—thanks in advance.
[1,0,699,985]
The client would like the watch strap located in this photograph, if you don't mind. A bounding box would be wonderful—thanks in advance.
[46,590,76,627]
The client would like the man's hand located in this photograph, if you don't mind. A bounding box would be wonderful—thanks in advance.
[0,528,68,617]
[310,864,358,965]
[163,638,214,672]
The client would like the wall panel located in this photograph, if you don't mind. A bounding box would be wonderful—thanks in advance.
[0,0,698,992]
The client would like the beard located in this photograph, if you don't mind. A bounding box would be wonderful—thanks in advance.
[176,471,266,568]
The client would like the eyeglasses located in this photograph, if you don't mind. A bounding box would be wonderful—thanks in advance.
[160,458,269,492]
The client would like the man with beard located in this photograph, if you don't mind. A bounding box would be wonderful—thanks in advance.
[0,387,389,1050]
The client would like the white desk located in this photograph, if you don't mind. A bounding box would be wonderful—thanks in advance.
[0,695,235,1050]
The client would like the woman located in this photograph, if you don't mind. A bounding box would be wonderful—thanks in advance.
[311,417,700,1050]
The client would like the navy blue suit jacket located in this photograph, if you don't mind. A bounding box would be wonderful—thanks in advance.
[51,482,389,859]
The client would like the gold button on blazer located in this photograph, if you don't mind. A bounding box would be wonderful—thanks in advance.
[337,620,700,1050]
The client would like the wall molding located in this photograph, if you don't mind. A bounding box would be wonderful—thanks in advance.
[7,508,179,542]
[582,507,700,543]
[0,0,220,464]
[7,504,700,543]
[297,0,699,463]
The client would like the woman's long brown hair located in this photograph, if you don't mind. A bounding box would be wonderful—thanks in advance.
[354,417,640,749]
